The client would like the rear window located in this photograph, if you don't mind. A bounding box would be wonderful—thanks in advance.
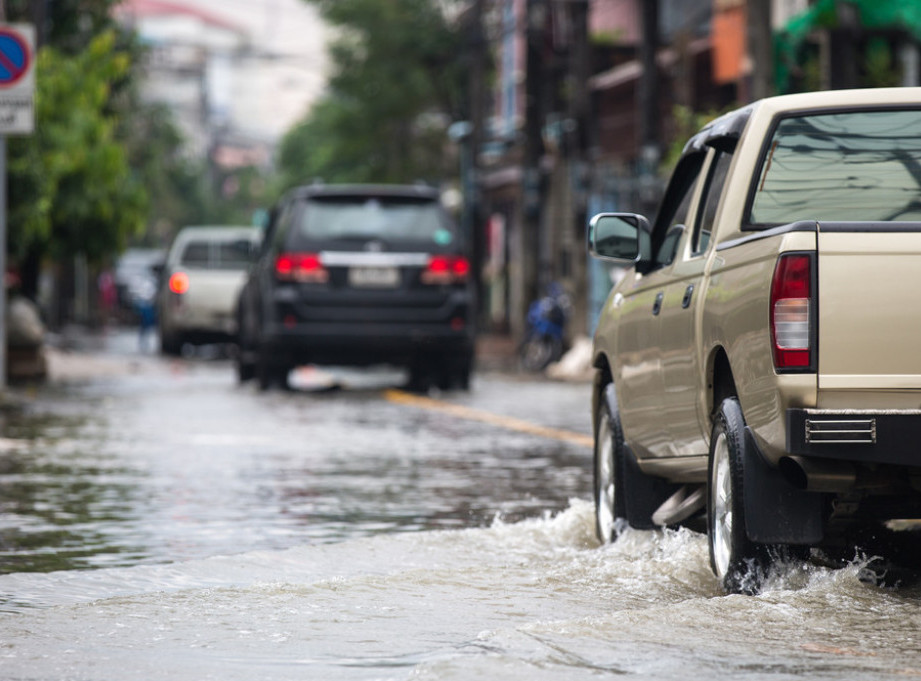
[749,109,921,225]
[180,241,210,267]
[292,196,457,247]
[179,238,253,270]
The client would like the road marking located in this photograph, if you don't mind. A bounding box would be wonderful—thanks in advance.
[384,389,593,448]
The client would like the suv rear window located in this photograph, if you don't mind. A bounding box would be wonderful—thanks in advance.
[749,108,921,225]
[291,196,456,248]
[179,239,253,270]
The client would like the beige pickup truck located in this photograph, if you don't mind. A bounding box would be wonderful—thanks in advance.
[589,88,921,593]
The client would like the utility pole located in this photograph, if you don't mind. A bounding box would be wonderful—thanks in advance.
[521,0,546,334]
[0,0,6,391]
[747,0,773,99]
[468,0,486,327]
[638,0,660,219]
[569,0,590,334]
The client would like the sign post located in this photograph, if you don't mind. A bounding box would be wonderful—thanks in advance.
[0,23,35,389]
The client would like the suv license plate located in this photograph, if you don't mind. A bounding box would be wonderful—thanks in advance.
[348,266,400,288]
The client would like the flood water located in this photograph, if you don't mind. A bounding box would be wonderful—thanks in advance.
[2,336,921,679]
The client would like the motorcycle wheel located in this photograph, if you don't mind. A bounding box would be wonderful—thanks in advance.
[519,334,563,372]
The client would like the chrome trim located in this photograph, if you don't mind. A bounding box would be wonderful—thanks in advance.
[805,418,876,444]
[319,251,431,267]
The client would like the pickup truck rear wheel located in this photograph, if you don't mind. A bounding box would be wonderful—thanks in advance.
[594,387,627,543]
[708,397,772,594]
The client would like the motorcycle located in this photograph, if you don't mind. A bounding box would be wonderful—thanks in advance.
[519,283,570,372]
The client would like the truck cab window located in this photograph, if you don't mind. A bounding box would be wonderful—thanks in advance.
[694,150,733,255]
[650,151,705,268]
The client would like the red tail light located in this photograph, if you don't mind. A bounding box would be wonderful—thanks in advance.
[168,271,190,295]
[422,255,470,285]
[275,253,329,283]
[770,253,813,371]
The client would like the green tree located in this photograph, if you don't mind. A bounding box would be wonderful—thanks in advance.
[6,1,214,266]
[279,0,466,187]
[8,31,146,278]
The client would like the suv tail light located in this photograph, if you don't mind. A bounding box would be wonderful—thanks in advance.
[770,253,814,371]
[168,271,190,295]
[275,252,329,283]
[421,255,470,285]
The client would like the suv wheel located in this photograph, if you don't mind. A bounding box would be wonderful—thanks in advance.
[435,351,473,391]
[236,353,255,383]
[160,328,182,356]
[256,352,289,391]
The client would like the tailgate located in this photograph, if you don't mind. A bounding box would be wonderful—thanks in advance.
[184,270,246,313]
[818,227,921,390]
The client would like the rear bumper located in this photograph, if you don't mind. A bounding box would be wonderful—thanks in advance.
[260,286,473,366]
[786,408,921,466]
[262,321,474,367]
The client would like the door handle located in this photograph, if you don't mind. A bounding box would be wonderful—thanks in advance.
[652,292,664,316]
[682,284,695,309]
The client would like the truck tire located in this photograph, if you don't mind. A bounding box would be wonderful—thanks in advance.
[594,384,627,543]
[708,397,774,594]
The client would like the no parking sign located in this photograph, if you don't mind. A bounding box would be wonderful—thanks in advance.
[0,23,35,135]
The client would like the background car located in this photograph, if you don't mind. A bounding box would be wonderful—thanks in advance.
[158,225,261,355]
[114,247,166,321]
[236,183,474,390]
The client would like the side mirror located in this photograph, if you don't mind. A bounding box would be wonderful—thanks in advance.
[588,213,652,264]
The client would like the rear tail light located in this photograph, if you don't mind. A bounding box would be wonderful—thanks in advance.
[770,253,814,371]
[422,255,470,285]
[168,271,190,295]
[275,252,329,283]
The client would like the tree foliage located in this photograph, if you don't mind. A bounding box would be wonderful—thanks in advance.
[6,0,119,55]
[4,0,215,278]
[8,30,146,266]
[279,0,466,187]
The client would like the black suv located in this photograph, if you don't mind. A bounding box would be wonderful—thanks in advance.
[236,184,475,390]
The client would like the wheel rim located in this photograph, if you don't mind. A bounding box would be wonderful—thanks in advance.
[710,431,733,579]
[595,416,616,542]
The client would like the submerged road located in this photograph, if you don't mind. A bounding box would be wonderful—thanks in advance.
[1,331,919,680]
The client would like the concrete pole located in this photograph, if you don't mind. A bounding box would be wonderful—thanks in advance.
[747,0,773,100]
[0,137,6,389]
[468,0,486,327]
[638,0,661,218]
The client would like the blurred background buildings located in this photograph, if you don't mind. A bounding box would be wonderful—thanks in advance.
[7,0,921,366]
[113,0,328,191]
[459,0,921,341]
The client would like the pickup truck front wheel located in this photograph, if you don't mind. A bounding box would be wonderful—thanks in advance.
[708,397,772,594]
[594,386,627,543]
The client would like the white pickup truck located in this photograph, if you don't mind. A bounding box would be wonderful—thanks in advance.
[589,88,921,593]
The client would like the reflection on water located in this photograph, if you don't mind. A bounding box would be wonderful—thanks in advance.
[3,347,921,679]
[2,502,920,680]
[0,364,591,575]
[0,407,148,573]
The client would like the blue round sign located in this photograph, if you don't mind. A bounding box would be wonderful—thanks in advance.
[0,30,30,86]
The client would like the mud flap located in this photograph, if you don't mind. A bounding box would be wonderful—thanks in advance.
[742,426,823,544]
[622,443,682,530]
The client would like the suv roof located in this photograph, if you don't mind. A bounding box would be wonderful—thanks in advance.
[288,183,441,201]
[172,225,260,239]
